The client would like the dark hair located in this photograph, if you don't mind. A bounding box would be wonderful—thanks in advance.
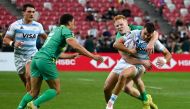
[144,22,155,34]
[60,14,74,25]
[22,3,35,12]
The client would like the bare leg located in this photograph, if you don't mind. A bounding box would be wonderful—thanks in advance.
[18,73,27,87]
[124,79,141,98]
[104,72,118,103]
[46,78,61,95]
[25,61,31,92]
[29,77,43,98]
[113,66,136,95]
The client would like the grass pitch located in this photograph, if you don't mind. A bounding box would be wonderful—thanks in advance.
[0,72,190,109]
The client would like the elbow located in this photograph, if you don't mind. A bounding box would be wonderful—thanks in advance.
[113,43,118,49]
[3,37,6,44]
[3,37,8,45]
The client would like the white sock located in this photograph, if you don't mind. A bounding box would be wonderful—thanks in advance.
[109,94,118,104]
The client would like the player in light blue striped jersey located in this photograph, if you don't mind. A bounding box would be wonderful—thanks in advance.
[106,22,172,109]
[3,3,47,92]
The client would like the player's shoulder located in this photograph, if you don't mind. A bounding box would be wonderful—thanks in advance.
[10,19,22,26]
[129,24,143,30]
[31,21,43,27]
[130,29,141,34]
[60,25,72,33]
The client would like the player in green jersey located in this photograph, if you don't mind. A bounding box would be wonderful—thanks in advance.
[104,15,158,109]
[17,14,103,109]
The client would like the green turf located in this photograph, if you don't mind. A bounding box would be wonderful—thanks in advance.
[0,72,190,109]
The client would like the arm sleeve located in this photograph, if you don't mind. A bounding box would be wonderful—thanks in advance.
[39,23,45,34]
[154,40,165,52]
[62,28,74,39]
[5,23,16,38]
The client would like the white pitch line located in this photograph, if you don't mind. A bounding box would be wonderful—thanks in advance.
[77,78,94,82]
[146,86,162,90]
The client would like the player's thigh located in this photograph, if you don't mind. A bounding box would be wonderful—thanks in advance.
[111,58,134,75]
[25,61,31,73]
[25,61,31,79]
[30,58,41,78]
[134,65,145,79]
[36,59,59,80]
[121,65,137,78]
[14,55,26,74]
[104,72,119,90]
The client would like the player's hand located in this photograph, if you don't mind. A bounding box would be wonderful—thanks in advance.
[146,42,154,54]
[71,53,80,59]
[14,41,24,48]
[156,57,166,68]
[93,55,103,62]
[130,48,137,54]
[142,60,152,70]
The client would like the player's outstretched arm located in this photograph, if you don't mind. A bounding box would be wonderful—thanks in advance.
[66,37,103,62]
[162,48,172,62]
[113,38,136,55]
[156,48,172,67]
[59,53,79,59]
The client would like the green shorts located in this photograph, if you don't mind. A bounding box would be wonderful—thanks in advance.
[31,58,59,80]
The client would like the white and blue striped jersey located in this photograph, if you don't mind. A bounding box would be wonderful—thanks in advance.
[122,30,165,60]
[6,19,45,56]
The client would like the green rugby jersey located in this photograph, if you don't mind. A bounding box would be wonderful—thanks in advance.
[34,25,74,60]
[115,24,143,40]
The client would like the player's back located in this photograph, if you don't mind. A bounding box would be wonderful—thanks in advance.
[34,25,73,60]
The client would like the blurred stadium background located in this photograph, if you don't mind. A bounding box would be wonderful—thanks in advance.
[0,0,190,109]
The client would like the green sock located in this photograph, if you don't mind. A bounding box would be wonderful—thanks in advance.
[141,91,148,101]
[17,92,33,109]
[137,95,143,101]
[33,89,57,106]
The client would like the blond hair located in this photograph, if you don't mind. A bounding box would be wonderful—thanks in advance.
[113,15,126,23]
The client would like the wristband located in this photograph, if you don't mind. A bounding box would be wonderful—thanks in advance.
[9,41,13,46]
[10,41,15,47]
[162,58,167,64]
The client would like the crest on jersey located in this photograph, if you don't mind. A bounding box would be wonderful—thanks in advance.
[20,26,24,29]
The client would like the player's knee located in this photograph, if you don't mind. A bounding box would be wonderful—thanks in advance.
[30,90,39,98]
[141,66,146,73]
[55,88,61,95]
[25,74,30,81]
[123,86,131,93]
[121,66,136,78]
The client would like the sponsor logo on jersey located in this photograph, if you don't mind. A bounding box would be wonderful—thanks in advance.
[20,26,24,29]
[23,34,36,38]
[90,56,115,68]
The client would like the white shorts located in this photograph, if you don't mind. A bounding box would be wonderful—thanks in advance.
[111,58,144,76]
[14,54,33,74]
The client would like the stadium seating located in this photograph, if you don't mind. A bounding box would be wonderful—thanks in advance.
[11,0,145,36]
[149,0,190,26]
[0,5,17,27]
